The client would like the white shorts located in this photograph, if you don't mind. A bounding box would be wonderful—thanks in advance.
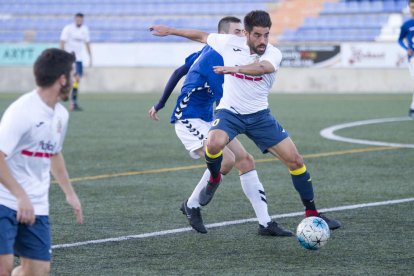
[174,118,211,159]
[408,56,414,78]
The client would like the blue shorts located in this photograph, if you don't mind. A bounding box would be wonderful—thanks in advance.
[0,205,51,261]
[75,61,83,77]
[211,108,289,153]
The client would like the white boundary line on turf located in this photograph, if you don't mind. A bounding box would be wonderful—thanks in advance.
[52,197,414,249]
[320,117,414,148]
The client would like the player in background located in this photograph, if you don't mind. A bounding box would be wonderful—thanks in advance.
[0,48,83,276]
[150,10,341,230]
[60,12,92,111]
[398,0,414,118]
[148,17,293,236]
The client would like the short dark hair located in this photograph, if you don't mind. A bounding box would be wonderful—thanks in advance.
[34,48,75,88]
[244,10,272,33]
[217,16,241,33]
[75,13,84,17]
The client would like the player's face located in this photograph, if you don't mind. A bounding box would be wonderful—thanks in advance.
[410,3,414,17]
[75,16,83,27]
[59,67,75,102]
[246,26,269,55]
[227,22,244,37]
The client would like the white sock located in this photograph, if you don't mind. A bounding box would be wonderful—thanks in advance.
[187,169,210,208]
[240,170,271,226]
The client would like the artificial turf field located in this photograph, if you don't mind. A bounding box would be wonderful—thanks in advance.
[0,92,413,275]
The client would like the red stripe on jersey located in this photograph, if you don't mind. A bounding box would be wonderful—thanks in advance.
[230,73,263,81]
[21,150,54,158]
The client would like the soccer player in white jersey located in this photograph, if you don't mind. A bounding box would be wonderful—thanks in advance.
[60,13,92,111]
[151,10,341,231]
[0,48,83,276]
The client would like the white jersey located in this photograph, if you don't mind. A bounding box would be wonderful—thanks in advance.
[207,33,282,114]
[0,90,69,215]
[60,23,90,61]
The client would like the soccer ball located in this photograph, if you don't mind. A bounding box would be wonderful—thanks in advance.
[296,216,330,250]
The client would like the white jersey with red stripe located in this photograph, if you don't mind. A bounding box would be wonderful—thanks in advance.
[0,90,69,215]
[206,33,282,115]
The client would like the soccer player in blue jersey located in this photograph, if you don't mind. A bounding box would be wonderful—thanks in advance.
[149,16,293,236]
[150,10,341,231]
[398,0,414,118]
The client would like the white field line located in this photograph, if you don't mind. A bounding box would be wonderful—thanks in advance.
[53,197,414,249]
[320,117,414,148]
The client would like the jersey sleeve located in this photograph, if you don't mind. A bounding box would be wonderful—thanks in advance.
[398,23,408,50]
[60,25,70,41]
[206,33,231,55]
[0,104,30,157]
[55,113,69,154]
[260,46,282,71]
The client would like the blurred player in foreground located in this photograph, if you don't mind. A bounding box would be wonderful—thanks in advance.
[0,48,83,276]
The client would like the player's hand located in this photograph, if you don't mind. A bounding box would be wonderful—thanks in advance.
[213,66,237,74]
[148,106,160,121]
[66,194,83,224]
[149,25,171,36]
[16,194,35,225]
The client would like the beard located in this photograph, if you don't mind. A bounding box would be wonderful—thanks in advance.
[59,82,72,102]
[247,40,267,55]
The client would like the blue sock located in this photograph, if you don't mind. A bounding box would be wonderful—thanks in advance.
[290,165,316,211]
[205,147,222,182]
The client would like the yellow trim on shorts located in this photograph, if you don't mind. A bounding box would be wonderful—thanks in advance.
[289,165,307,175]
[205,148,223,159]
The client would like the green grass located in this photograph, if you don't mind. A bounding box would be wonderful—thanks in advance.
[1,93,413,275]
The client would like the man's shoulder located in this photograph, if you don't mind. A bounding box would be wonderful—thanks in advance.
[402,18,414,28]
[264,44,282,57]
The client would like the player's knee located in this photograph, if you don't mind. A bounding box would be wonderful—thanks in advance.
[235,153,255,173]
[0,266,12,276]
[288,154,304,170]
[206,139,224,155]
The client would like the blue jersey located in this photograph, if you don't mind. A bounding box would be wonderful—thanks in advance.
[398,18,414,52]
[170,46,224,123]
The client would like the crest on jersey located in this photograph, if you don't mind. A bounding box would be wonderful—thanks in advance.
[212,119,220,126]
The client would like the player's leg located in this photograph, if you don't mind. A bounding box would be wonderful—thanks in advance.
[0,254,13,276]
[175,119,235,233]
[408,57,414,117]
[12,258,50,276]
[13,215,52,275]
[227,139,273,228]
[0,205,19,276]
[267,138,341,230]
[71,61,83,111]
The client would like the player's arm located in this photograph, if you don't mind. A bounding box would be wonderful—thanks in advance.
[148,64,189,121]
[86,42,92,66]
[213,60,275,76]
[149,25,209,43]
[50,152,83,224]
[0,151,35,225]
